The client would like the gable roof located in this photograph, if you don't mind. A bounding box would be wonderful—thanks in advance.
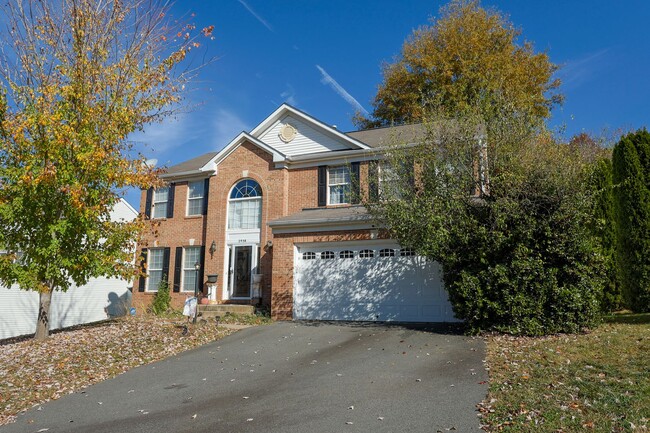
[199,131,287,172]
[250,104,371,151]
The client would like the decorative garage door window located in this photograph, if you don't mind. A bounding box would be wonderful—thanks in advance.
[400,248,415,256]
[339,250,354,259]
[379,248,396,257]
[302,252,316,260]
[358,249,374,258]
[321,251,335,259]
[228,179,262,229]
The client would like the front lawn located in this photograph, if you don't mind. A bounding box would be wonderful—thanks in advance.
[480,313,649,432]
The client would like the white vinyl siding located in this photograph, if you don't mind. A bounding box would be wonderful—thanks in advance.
[257,116,352,156]
[328,166,351,205]
[187,181,204,216]
[152,187,169,219]
[182,247,201,292]
[147,249,165,291]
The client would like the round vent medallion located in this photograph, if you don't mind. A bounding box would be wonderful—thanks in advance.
[279,124,297,143]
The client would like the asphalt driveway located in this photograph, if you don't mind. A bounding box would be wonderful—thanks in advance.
[4,322,487,433]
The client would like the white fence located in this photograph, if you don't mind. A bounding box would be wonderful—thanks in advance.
[0,199,138,340]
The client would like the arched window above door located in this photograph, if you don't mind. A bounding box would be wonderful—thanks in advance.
[230,179,262,199]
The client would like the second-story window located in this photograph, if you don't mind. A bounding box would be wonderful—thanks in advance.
[152,187,169,219]
[187,181,205,216]
[328,166,350,205]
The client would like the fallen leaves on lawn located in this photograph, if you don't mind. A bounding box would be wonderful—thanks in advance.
[0,316,234,425]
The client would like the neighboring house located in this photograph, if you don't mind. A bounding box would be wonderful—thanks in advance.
[133,104,458,323]
[0,199,138,340]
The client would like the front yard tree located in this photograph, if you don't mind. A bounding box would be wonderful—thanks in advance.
[355,0,562,129]
[0,0,211,340]
[612,129,650,312]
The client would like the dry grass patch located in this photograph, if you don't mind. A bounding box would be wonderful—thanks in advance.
[480,313,650,432]
[0,315,239,425]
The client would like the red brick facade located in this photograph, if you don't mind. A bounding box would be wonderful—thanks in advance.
[132,138,372,318]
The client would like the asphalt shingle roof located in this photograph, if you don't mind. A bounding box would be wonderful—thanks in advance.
[345,123,425,148]
[162,151,218,177]
[268,206,371,227]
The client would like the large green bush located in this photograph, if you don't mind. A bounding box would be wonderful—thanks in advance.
[589,158,622,312]
[612,129,650,312]
[368,122,604,335]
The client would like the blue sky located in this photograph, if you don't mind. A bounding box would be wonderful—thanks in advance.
[126,0,650,207]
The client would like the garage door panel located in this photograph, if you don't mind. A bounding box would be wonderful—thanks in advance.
[294,242,459,323]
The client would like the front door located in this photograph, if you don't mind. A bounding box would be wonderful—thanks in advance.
[232,245,252,298]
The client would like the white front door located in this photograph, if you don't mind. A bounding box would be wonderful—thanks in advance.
[230,245,252,298]
[226,244,261,299]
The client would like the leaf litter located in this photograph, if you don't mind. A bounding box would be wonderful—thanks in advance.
[0,315,235,425]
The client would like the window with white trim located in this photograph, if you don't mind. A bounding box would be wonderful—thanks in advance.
[152,187,169,219]
[379,248,396,257]
[400,248,416,257]
[328,166,351,205]
[379,162,403,200]
[321,251,335,259]
[302,252,316,260]
[182,246,201,292]
[228,179,262,229]
[147,248,165,291]
[187,181,205,216]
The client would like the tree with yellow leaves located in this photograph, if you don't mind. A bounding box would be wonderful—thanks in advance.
[0,0,213,340]
[356,0,562,129]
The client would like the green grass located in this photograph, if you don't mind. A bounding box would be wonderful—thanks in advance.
[217,311,273,326]
[480,313,649,432]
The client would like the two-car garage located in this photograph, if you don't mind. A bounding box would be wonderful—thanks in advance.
[293,241,458,323]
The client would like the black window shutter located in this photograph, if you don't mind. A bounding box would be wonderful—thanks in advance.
[173,247,183,293]
[368,160,379,202]
[317,165,327,207]
[138,249,148,292]
[350,162,360,204]
[406,156,415,191]
[144,188,153,219]
[166,183,175,218]
[198,246,206,295]
[161,247,171,285]
[202,178,210,215]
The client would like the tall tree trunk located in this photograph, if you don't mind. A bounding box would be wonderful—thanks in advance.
[35,289,52,341]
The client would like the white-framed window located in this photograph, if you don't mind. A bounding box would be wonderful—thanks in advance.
[379,248,396,257]
[302,252,316,260]
[187,181,205,216]
[321,251,335,259]
[328,166,351,205]
[152,187,169,219]
[147,248,165,291]
[400,248,416,257]
[228,179,262,230]
[182,246,201,292]
[378,162,403,200]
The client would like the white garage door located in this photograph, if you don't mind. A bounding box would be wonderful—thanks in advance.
[294,242,458,322]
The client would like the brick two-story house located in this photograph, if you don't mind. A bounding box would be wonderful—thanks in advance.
[133,104,457,322]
